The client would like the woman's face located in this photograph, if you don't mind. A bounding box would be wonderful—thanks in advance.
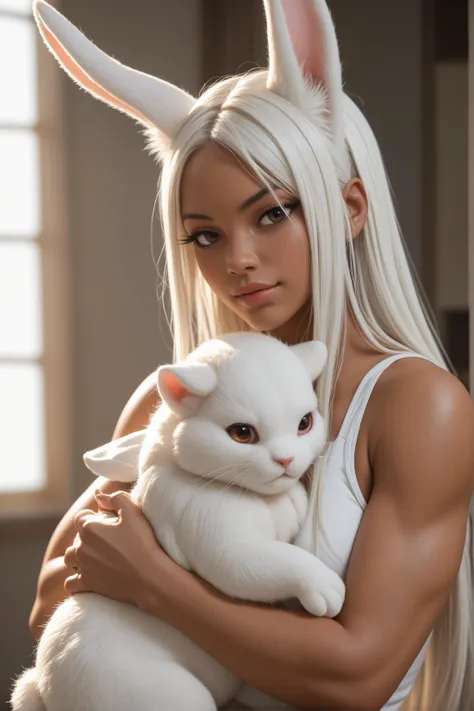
[179,141,312,344]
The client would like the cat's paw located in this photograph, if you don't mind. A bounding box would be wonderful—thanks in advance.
[298,565,345,617]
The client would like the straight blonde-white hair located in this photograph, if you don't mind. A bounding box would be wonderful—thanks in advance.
[157,69,474,711]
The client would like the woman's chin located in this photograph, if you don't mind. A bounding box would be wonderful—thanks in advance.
[235,308,296,336]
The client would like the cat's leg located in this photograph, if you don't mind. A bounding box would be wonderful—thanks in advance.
[12,665,219,711]
[78,663,219,711]
[35,596,238,711]
[204,540,345,617]
[40,661,218,711]
[146,664,218,711]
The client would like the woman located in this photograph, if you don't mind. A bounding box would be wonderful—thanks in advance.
[31,1,474,710]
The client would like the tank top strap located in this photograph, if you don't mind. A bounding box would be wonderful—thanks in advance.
[337,352,430,443]
[337,352,431,509]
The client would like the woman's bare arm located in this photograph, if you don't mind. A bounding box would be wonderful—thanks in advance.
[29,372,159,640]
[134,365,474,710]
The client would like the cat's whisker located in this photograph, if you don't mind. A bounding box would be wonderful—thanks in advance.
[179,454,326,503]
[189,469,236,497]
[193,462,240,482]
[186,463,248,501]
[220,466,252,494]
[209,464,251,492]
[194,463,253,499]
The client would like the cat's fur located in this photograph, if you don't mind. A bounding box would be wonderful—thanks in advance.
[11,333,345,711]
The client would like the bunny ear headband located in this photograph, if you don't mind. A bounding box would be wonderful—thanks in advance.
[33,0,346,165]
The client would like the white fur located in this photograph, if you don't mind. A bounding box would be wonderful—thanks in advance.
[264,0,348,172]
[33,0,346,166]
[11,333,344,711]
[33,1,195,152]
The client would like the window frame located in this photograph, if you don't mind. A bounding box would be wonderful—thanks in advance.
[0,0,72,517]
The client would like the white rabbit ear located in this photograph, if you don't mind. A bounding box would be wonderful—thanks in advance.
[264,0,345,162]
[157,363,218,417]
[290,340,327,382]
[83,429,147,482]
[33,1,195,155]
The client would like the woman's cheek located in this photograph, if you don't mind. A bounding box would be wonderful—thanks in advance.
[195,251,223,290]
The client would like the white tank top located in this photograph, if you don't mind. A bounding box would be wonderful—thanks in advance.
[231,352,432,711]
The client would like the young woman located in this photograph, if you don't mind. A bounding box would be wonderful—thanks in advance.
[30,1,474,710]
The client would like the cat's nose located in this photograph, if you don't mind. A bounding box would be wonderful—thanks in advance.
[274,457,294,470]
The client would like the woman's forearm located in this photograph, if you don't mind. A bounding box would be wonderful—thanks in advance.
[140,559,370,711]
[29,556,69,640]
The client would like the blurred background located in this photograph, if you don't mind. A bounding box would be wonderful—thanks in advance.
[0,0,469,707]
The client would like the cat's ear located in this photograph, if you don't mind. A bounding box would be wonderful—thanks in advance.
[290,340,327,382]
[264,0,346,167]
[157,363,218,416]
[33,1,195,157]
[83,429,146,482]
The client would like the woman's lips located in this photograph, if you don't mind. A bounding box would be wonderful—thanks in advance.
[234,284,279,306]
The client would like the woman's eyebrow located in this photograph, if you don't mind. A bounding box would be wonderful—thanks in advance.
[237,186,269,212]
[182,186,273,221]
[182,211,212,220]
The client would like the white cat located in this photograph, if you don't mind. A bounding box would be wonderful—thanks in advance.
[11,332,345,711]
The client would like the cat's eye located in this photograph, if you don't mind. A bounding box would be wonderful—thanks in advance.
[226,423,259,444]
[298,413,313,436]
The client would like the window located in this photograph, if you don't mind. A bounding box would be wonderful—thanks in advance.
[0,0,71,515]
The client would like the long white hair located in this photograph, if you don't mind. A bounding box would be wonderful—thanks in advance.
[33,1,474,708]
[158,71,474,711]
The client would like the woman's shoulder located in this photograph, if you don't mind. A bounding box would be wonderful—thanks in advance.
[113,371,161,439]
[374,354,470,415]
[368,355,474,500]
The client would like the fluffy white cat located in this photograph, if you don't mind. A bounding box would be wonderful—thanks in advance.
[11,332,345,711]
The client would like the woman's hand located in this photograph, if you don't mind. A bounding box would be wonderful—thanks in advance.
[63,490,180,610]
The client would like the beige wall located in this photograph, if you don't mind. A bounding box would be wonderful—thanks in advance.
[469,0,474,396]
[436,61,468,311]
[328,0,425,272]
[1,1,202,706]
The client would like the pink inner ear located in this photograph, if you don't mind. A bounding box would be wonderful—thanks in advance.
[161,370,190,404]
[281,0,326,85]
[37,16,149,124]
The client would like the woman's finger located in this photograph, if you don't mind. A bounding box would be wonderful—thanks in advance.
[74,508,96,532]
[64,544,80,571]
[95,490,134,519]
[64,572,87,596]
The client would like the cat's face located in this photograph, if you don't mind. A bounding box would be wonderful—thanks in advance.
[164,335,327,495]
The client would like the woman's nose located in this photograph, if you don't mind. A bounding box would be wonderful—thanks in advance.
[226,234,259,275]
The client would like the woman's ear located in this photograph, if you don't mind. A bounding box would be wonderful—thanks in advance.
[343,178,368,239]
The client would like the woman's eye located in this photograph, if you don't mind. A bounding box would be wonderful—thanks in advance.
[226,423,259,444]
[259,202,299,227]
[195,231,220,247]
[297,413,313,436]
[179,231,220,248]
